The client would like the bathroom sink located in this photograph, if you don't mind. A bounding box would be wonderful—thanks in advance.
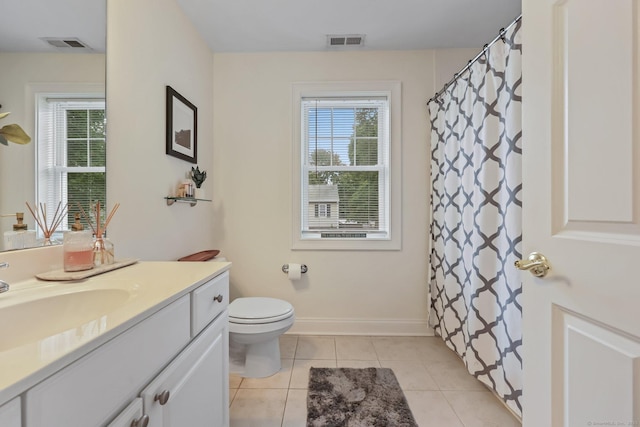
[0,288,131,351]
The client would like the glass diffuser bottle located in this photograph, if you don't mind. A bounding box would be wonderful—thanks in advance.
[93,234,114,266]
[79,201,120,267]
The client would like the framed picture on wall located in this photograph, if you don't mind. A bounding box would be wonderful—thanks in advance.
[166,85,197,163]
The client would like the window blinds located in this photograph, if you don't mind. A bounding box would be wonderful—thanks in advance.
[300,97,390,239]
[36,95,106,233]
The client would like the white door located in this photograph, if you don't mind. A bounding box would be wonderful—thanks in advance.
[522,1,640,426]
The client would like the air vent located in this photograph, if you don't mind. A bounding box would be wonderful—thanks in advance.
[327,34,365,48]
[40,37,92,50]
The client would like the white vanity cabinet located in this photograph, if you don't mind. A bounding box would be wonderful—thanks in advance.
[25,295,191,427]
[0,397,21,427]
[142,270,229,427]
[22,269,230,427]
[142,309,229,426]
[106,398,147,427]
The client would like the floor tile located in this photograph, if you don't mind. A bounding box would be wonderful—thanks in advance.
[425,359,487,391]
[443,391,521,426]
[336,359,381,368]
[371,336,422,360]
[335,336,377,360]
[229,388,288,427]
[240,358,293,389]
[404,390,464,427]
[229,373,243,389]
[295,336,336,359]
[289,359,337,389]
[280,335,298,359]
[281,389,307,427]
[228,335,520,427]
[412,336,463,364]
[380,360,439,391]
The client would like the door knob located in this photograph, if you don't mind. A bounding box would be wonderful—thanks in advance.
[515,252,550,278]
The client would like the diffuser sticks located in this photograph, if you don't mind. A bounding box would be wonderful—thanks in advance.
[25,201,68,244]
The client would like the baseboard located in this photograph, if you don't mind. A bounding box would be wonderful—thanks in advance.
[287,317,434,336]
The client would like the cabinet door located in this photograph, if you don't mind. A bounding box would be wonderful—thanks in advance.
[106,398,148,427]
[0,397,21,427]
[142,310,229,427]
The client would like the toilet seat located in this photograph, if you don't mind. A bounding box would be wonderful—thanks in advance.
[229,297,294,325]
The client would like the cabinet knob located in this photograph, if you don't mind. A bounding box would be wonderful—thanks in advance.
[130,414,149,427]
[213,294,224,303]
[154,390,171,405]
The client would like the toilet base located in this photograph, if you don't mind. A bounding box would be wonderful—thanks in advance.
[229,336,282,378]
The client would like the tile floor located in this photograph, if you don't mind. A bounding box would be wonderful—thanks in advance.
[229,335,522,427]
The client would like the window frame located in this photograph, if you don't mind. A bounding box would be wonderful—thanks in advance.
[33,87,106,236]
[292,81,402,251]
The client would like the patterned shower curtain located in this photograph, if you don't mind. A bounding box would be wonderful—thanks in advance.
[428,20,523,416]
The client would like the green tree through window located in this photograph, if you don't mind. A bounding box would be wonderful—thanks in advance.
[303,100,386,234]
[66,109,106,228]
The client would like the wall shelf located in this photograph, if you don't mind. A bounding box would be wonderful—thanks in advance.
[164,197,211,207]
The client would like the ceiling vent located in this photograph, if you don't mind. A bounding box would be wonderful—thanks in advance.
[327,34,365,48]
[40,37,92,51]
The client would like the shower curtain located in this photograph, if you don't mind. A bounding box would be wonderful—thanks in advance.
[428,20,522,416]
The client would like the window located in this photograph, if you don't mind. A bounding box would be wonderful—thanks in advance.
[36,94,106,234]
[315,203,331,218]
[292,81,402,250]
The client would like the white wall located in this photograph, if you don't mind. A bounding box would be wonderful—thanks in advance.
[434,48,481,90]
[212,51,434,335]
[0,53,105,245]
[104,0,480,335]
[106,0,215,260]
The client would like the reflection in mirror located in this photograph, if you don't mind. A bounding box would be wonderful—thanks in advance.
[0,0,106,251]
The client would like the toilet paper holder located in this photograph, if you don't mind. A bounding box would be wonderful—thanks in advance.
[281,264,308,274]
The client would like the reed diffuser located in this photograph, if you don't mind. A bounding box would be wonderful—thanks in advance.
[79,201,120,266]
[25,202,68,245]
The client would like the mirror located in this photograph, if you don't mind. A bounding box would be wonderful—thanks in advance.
[0,0,106,251]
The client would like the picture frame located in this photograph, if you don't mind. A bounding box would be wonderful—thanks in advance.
[166,85,197,163]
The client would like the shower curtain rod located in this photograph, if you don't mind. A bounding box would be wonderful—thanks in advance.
[427,14,522,105]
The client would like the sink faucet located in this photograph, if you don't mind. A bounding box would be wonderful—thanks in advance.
[0,262,9,293]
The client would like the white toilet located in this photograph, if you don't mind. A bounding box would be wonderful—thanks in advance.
[228,297,295,378]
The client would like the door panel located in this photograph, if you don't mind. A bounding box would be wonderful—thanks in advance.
[552,307,640,426]
[562,0,635,223]
[522,0,640,425]
[553,0,638,231]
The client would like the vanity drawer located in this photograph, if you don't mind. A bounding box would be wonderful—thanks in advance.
[191,271,229,336]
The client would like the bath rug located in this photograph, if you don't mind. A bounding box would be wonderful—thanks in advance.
[307,367,418,427]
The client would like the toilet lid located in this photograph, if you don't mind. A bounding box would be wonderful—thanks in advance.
[229,297,294,324]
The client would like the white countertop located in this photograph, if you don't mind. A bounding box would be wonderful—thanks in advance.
[0,261,231,406]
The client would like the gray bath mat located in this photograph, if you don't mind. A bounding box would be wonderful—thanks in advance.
[307,367,418,427]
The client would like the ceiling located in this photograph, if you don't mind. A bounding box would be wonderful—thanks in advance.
[1,0,521,54]
[0,0,106,53]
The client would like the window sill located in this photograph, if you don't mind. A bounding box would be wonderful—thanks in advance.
[292,236,400,251]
